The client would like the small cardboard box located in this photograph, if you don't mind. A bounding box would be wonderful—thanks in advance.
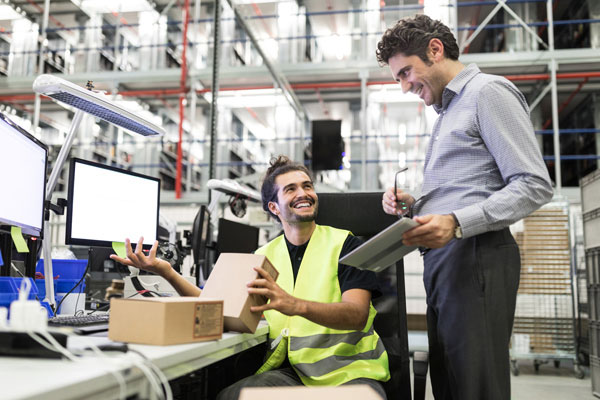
[108,297,223,345]
[239,385,383,400]
[200,253,278,333]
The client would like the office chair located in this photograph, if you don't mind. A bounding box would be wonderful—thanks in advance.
[316,192,428,400]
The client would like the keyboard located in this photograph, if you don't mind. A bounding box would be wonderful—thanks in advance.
[48,314,110,334]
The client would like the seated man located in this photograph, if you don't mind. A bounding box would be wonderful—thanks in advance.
[111,155,390,399]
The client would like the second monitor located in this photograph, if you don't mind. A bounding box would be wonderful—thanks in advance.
[65,158,160,249]
[216,218,259,256]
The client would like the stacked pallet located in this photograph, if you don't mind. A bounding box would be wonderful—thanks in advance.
[512,207,574,356]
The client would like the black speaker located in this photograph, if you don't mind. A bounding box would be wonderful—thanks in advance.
[311,120,343,171]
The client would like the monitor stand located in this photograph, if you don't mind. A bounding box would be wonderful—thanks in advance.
[0,233,11,277]
[0,232,37,278]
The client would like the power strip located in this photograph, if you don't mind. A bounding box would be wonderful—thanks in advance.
[0,330,68,359]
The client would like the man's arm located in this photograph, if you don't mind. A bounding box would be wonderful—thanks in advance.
[247,267,371,331]
[110,237,201,297]
[402,80,553,248]
[453,80,553,238]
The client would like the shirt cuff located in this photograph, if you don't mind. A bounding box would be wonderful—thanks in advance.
[453,204,488,239]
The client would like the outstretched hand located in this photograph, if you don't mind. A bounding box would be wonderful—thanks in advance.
[247,267,301,316]
[109,237,173,277]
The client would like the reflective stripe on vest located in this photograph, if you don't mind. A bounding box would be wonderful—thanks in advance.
[255,225,390,386]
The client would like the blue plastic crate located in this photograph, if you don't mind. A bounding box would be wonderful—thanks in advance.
[55,279,86,294]
[35,279,47,300]
[0,278,18,309]
[34,279,86,299]
[36,259,88,280]
[10,277,38,300]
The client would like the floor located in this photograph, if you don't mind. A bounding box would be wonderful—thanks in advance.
[415,359,594,400]
[408,332,597,399]
[511,360,594,400]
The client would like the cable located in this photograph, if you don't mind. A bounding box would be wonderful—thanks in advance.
[26,331,76,360]
[26,330,127,400]
[71,248,94,315]
[88,303,111,315]
[10,263,26,277]
[88,343,171,400]
[27,329,172,400]
[128,348,173,400]
[53,257,91,317]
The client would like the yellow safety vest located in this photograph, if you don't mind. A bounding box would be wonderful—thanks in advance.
[255,225,390,386]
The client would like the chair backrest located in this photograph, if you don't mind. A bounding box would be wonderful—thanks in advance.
[315,192,412,400]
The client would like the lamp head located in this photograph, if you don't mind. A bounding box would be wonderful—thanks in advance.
[33,74,165,137]
[207,179,261,203]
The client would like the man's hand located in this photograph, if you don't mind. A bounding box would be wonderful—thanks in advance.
[402,214,456,249]
[110,237,173,278]
[247,267,301,316]
[382,187,415,217]
[247,268,371,331]
[110,237,201,297]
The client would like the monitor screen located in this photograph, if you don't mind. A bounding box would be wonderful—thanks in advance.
[216,218,259,255]
[0,112,48,237]
[65,158,160,248]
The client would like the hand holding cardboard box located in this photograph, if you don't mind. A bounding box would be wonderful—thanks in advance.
[200,253,278,333]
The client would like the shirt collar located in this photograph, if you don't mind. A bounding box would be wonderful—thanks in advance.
[433,63,480,114]
[284,234,309,251]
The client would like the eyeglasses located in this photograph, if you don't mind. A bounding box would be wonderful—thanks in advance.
[394,167,409,217]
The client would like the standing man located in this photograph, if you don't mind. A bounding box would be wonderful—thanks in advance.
[377,14,553,400]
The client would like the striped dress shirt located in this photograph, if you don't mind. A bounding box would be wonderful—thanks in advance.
[413,63,553,238]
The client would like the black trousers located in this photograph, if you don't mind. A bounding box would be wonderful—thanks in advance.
[423,228,520,400]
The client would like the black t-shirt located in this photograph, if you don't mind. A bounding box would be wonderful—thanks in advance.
[284,234,381,298]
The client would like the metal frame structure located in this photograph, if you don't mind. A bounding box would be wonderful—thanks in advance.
[0,0,599,247]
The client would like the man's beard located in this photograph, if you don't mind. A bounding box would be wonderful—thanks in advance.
[288,200,318,223]
[294,211,317,222]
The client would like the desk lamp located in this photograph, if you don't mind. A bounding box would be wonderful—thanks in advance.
[206,179,260,218]
[33,74,165,310]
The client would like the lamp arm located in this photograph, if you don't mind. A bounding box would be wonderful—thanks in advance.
[45,109,85,200]
[42,108,86,311]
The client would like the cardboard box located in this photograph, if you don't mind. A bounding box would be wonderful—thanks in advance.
[108,297,223,345]
[239,385,383,400]
[200,253,278,333]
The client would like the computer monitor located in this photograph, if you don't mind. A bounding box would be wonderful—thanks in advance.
[0,112,48,238]
[65,158,160,249]
[216,218,259,256]
[191,205,211,285]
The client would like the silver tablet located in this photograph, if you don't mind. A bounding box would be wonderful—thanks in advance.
[339,218,419,272]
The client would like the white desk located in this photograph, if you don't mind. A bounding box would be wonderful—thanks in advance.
[2,323,268,400]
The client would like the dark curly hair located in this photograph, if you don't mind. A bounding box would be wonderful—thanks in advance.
[261,155,313,223]
[376,14,459,66]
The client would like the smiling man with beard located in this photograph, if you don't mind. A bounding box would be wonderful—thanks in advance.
[111,155,391,399]
[215,155,390,399]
